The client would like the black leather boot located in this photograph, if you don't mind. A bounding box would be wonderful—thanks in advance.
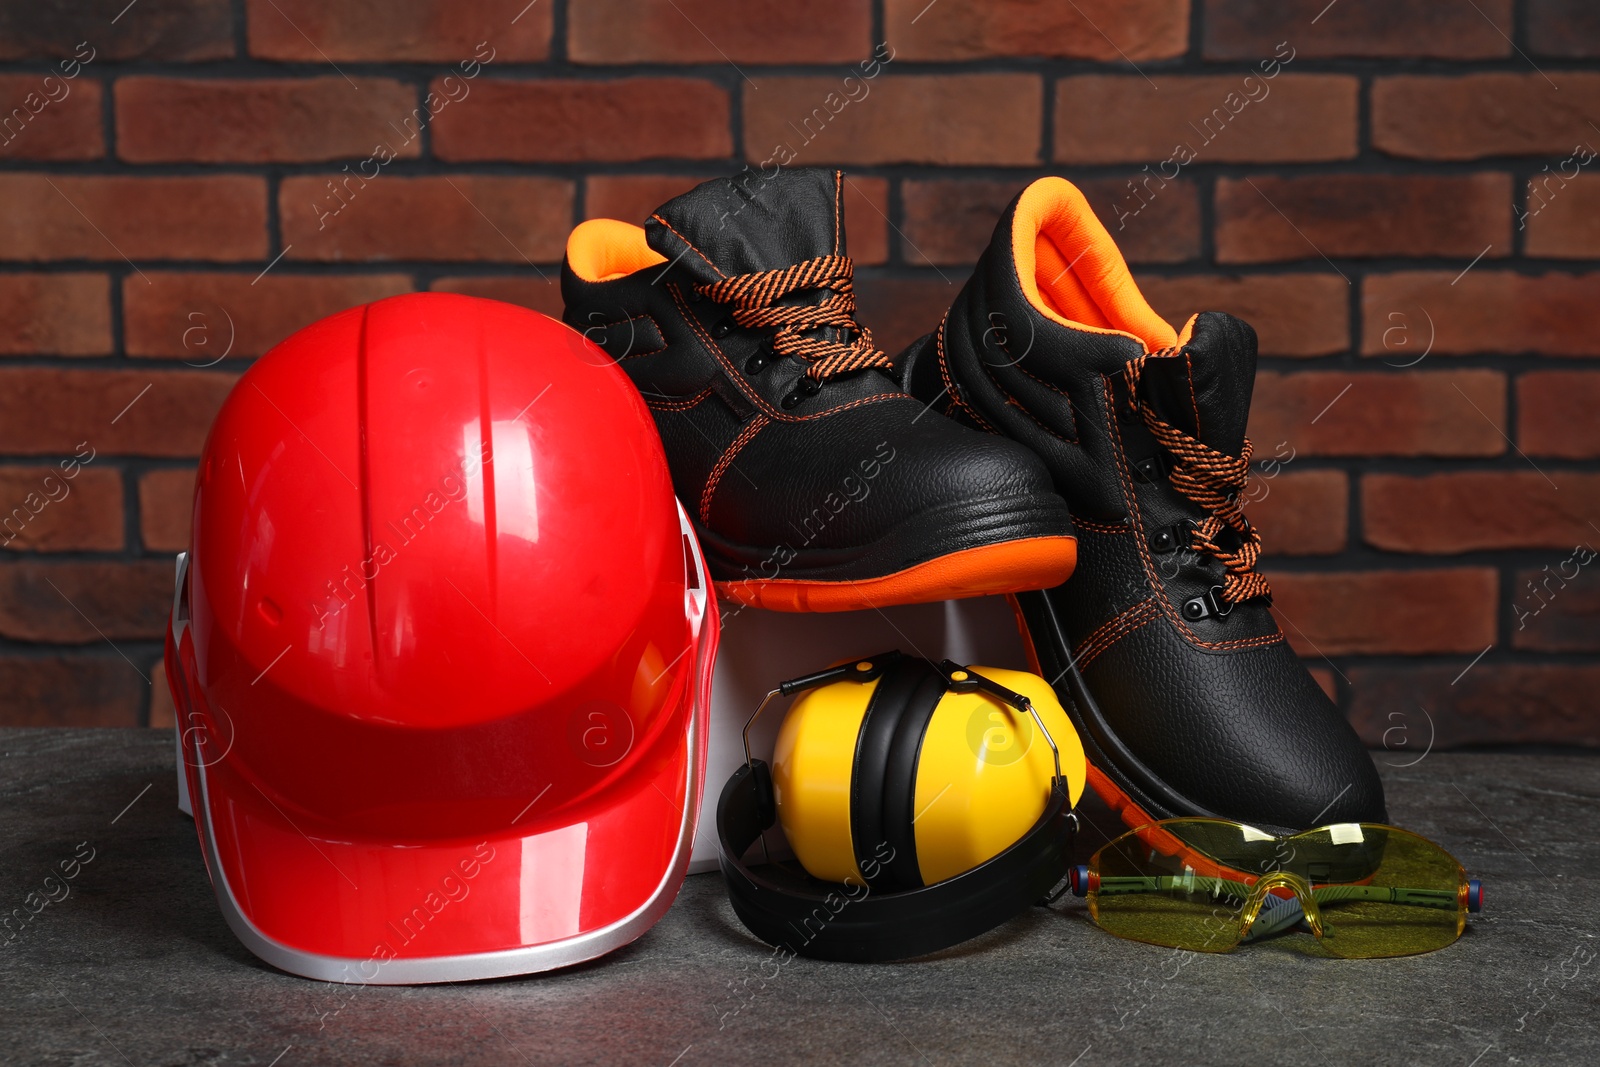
[900,177,1385,832]
[561,169,1076,612]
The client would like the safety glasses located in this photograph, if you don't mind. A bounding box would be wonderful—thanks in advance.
[1069,819,1483,958]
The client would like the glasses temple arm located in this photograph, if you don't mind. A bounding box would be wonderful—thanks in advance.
[1091,875,1469,912]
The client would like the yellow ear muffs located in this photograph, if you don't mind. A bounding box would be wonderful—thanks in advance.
[773,656,1086,889]
[715,650,1086,962]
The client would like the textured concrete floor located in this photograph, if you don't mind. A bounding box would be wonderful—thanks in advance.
[1,728,1596,1066]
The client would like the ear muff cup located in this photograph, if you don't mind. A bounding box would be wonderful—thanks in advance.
[717,651,1086,962]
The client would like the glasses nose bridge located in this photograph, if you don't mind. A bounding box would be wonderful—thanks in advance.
[1239,870,1324,940]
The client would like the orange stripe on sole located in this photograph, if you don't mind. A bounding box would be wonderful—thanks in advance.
[714,535,1077,614]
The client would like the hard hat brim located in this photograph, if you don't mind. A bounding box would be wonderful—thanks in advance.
[180,696,706,984]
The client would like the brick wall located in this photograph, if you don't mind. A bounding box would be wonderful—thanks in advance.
[1,0,1596,747]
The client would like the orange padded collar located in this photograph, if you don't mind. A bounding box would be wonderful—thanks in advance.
[1010,177,1177,352]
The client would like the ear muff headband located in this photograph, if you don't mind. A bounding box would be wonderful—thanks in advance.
[716,652,1079,963]
[850,654,945,892]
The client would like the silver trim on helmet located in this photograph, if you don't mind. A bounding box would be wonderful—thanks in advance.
[171,550,193,818]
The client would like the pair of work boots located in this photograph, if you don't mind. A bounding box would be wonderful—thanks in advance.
[562,169,1385,835]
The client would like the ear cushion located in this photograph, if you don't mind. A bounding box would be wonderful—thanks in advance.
[717,763,1077,963]
[849,656,945,892]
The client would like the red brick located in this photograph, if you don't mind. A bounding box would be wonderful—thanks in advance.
[582,173,888,266]
[150,668,177,729]
[840,175,889,267]
[1206,0,1512,59]
[0,657,144,727]
[1360,272,1600,357]
[1524,173,1600,258]
[899,179,1016,267]
[432,78,731,163]
[1363,473,1600,553]
[0,274,110,356]
[138,468,195,552]
[1512,559,1600,651]
[1215,174,1512,263]
[1528,1,1600,58]
[1138,274,1348,357]
[247,0,548,62]
[856,275,963,359]
[1241,469,1347,556]
[280,176,573,263]
[431,276,565,319]
[571,0,869,63]
[0,561,171,644]
[885,0,1187,61]
[1519,372,1600,458]
[585,174,715,225]
[0,1,233,62]
[1250,370,1505,458]
[0,74,102,160]
[1056,75,1358,165]
[1348,665,1600,748]
[900,177,1197,267]
[1373,74,1600,160]
[745,75,1042,167]
[1080,177,1201,265]
[0,369,238,457]
[116,77,420,164]
[1308,666,1338,703]
[0,465,122,552]
[0,176,266,261]
[554,172,869,268]
[123,273,413,360]
[1267,568,1497,656]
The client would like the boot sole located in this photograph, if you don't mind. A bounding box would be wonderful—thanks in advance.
[703,496,1076,613]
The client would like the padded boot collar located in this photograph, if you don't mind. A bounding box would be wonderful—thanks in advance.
[1005,177,1174,353]
[646,168,845,286]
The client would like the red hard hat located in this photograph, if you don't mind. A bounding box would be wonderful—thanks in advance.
[165,292,717,983]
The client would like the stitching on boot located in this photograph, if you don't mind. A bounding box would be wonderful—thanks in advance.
[648,214,727,280]
[1006,360,1081,444]
[584,311,667,360]
[1071,515,1129,535]
[832,170,842,254]
[1074,598,1162,673]
[955,313,1083,445]
[700,414,769,524]
[1102,376,1283,654]
[936,313,994,432]
[645,386,714,412]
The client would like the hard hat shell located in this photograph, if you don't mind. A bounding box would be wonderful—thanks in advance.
[166,292,717,983]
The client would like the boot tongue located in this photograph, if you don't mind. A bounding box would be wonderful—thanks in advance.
[644,168,844,286]
[1141,312,1258,458]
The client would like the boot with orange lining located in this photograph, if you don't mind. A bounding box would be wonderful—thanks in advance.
[900,176,1385,833]
[561,169,1077,612]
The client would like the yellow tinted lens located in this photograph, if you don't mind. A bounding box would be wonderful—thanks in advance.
[1300,825,1465,959]
[1089,820,1259,953]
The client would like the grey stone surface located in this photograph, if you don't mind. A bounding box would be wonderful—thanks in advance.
[1,728,1597,1066]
